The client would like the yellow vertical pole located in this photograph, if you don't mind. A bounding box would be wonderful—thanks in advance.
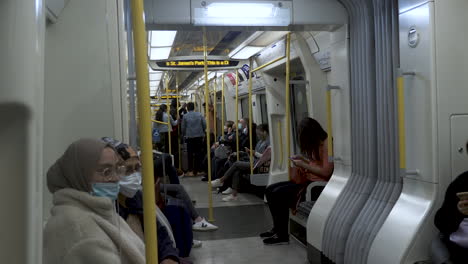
[213,74,217,139]
[397,76,406,170]
[130,0,158,263]
[285,33,291,180]
[166,76,172,156]
[221,74,225,133]
[203,29,214,221]
[177,74,181,170]
[235,71,240,161]
[326,90,334,158]
[248,58,254,176]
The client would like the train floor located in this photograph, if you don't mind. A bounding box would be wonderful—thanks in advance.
[180,176,308,264]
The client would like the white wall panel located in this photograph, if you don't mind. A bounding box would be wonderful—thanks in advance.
[43,0,125,221]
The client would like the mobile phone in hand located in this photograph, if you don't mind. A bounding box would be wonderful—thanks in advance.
[456,192,468,200]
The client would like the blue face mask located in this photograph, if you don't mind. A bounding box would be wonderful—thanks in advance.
[91,182,120,200]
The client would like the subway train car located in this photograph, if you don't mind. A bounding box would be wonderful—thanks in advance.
[1,0,468,263]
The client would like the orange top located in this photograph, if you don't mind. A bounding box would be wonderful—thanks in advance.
[305,139,334,182]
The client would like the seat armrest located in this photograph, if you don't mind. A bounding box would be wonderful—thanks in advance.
[306,181,327,201]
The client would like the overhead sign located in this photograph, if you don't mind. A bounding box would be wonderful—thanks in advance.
[149,56,242,71]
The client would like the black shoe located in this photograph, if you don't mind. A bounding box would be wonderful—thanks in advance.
[263,234,289,245]
[259,230,276,238]
[201,177,208,182]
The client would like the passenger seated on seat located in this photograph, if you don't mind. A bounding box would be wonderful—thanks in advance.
[211,124,270,201]
[115,146,180,263]
[261,117,334,245]
[201,121,236,182]
[434,141,468,264]
[104,137,218,232]
[43,138,148,264]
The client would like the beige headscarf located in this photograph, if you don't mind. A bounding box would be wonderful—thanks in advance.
[47,138,110,193]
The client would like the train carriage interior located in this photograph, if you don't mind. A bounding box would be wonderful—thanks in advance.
[2,0,468,263]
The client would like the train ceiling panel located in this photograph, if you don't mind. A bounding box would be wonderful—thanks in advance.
[144,0,347,31]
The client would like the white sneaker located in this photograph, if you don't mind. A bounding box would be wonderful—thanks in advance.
[211,179,222,188]
[222,187,233,195]
[222,194,238,202]
[192,218,219,231]
[192,240,202,248]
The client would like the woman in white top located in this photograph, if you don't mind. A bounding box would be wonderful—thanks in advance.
[154,104,178,153]
[43,138,150,263]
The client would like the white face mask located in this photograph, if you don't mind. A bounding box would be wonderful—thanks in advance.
[119,172,142,198]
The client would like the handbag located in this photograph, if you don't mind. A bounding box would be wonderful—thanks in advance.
[214,145,230,159]
[290,166,309,185]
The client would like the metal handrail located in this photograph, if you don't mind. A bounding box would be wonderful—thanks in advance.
[130,0,158,262]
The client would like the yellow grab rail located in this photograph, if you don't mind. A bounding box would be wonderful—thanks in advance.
[221,74,225,136]
[203,29,214,221]
[397,76,406,169]
[326,89,334,158]
[285,33,291,180]
[151,119,169,125]
[235,71,240,161]
[166,77,172,157]
[248,58,254,176]
[213,75,217,139]
[252,56,286,73]
[278,121,284,168]
[176,74,181,170]
[130,0,158,262]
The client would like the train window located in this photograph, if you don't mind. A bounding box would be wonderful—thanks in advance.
[291,81,309,154]
[258,94,268,125]
[240,97,249,119]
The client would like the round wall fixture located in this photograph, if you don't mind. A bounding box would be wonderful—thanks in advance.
[408,26,419,48]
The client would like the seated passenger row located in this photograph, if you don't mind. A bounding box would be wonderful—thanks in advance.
[43,137,219,263]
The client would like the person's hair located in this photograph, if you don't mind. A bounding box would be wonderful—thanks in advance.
[187,102,195,111]
[171,98,177,107]
[242,117,249,126]
[257,124,269,134]
[298,117,328,161]
[226,120,234,128]
[155,104,167,121]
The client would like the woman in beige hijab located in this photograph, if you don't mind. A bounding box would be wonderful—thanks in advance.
[43,138,147,264]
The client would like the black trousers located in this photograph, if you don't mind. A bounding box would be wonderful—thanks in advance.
[265,181,303,237]
[186,137,203,174]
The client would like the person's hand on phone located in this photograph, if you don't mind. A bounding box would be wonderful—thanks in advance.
[457,192,468,215]
[290,158,307,169]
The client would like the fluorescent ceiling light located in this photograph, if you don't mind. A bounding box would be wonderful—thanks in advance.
[193,1,291,26]
[207,3,274,18]
[231,46,263,59]
[150,31,177,47]
[150,47,171,60]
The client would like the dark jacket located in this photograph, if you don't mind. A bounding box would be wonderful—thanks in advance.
[117,191,180,263]
[434,171,468,263]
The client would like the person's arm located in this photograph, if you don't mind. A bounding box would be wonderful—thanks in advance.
[434,172,468,235]
[169,115,178,126]
[182,116,187,137]
[201,114,207,132]
[291,139,334,180]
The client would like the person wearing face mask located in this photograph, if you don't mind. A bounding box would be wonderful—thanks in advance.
[110,142,181,264]
[43,138,147,264]
[211,124,269,201]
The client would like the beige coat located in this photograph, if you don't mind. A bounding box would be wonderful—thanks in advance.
[43,188,146,264]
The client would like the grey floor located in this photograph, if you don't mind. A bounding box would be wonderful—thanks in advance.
[181,176,308,264]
